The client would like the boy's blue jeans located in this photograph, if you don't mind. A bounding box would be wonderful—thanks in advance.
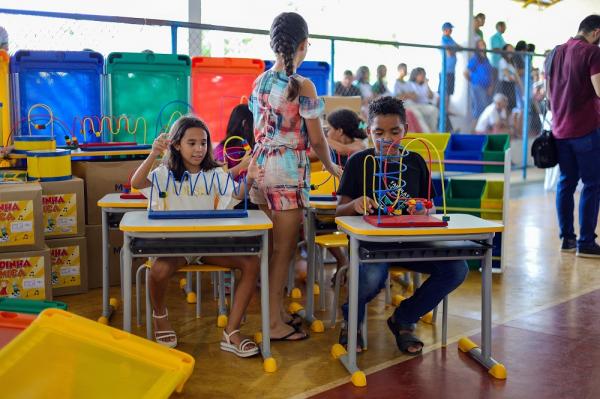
[342,260,468,328]
[555,128,600,248]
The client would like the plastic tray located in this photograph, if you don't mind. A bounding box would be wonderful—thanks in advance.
[0,298,67,314]
[0,311,35,349]
[445,179,486,216]
[405,133,450,172]
[264,60,330,95]
[0,308,195,398]
[483,134,509,173]
[444,134,487,172]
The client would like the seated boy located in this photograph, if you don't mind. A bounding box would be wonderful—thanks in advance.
[336,96,468,355]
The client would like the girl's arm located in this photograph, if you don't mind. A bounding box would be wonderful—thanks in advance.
[300,79,342,178]
[131,133,168,190]
[227,155,251,178]
[327,137,366,155]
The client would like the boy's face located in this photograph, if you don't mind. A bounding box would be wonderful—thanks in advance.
[368,114,408,155]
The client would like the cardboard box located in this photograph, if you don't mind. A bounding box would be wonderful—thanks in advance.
[73,160,143,225]
[40,177,85,239]
[0,183,44,253]
[46,236,88,296]
[322,96,362,126]
[85,224,146,289]
[0,246,52,300]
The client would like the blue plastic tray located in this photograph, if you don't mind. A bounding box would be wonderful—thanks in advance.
[264,60,330,96]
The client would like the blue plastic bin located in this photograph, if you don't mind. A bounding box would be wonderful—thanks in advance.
[431,177,447,207]
[264,60,330,96]
[10,51,104,146]
[444,134,487,172]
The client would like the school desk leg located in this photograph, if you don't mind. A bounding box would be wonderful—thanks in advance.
[336,236,366,387]
[260,231,276,372]
[122,233,133,332]
[98,209,116,325]
[459,233,506,380]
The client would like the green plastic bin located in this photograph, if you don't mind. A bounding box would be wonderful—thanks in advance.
[0,298,67,314]
[481,181,504,220]
[483,134,509,173]
[445,179,486,217]
[106,52,191,144]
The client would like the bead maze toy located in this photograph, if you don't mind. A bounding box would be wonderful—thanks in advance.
[362,137,450,228]
[10,103,60,154]
[77,115,151,150]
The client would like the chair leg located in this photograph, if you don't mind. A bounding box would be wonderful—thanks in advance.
[286,257,295,296]
[360,304,368,350]
[318,247,327,311]
[135,264,145,327]
[145,267,152,340]
[385,272,391,305]
[218,271,226,315]
[212,272,218,300]
[442,296,448,347]
[230,270,236,310]
[432,305,438,323]
[196,271,201,318]
[329,264,348,328]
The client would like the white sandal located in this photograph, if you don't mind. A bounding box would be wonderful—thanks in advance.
[152,310,177,349]
[220,329,260,358]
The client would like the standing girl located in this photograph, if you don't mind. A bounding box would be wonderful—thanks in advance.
[131,115,260,357]
[249,12,341,341]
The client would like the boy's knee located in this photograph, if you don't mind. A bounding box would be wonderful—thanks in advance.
[445,261,468,288]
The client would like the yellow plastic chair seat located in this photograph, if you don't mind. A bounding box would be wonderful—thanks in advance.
[315,233,348,248]
[144,260,231,273]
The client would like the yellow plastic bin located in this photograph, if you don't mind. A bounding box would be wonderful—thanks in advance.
[0,308,195,398]
[26,149,71,181]
[0,50,10,147]
[481,181,504,220]
[405,133,450,172]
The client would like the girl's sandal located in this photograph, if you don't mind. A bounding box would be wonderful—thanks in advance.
[152,310,177,349]
[220,329,260,358]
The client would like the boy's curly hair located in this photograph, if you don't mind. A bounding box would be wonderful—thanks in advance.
[367,96,407,124]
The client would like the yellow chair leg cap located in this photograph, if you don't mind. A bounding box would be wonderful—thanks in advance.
[420,311,434,324]
[288,302,304,314]
[254,332,263,344]
[311,319,325,333]
[291,288,302,299]
[109,297,119,309]
[331,343,347,359]
[186,292,197,304]
[313,284,320,295]
[263,357,277,373]
[179,278,187,289]
[217,314,228,328]
[97,316,108,325]
[392,294,405,307]
[458,337,478,353]
[351,371,367,387]
[489,364,507,379]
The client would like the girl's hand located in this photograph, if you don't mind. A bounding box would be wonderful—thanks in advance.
[325,161,343,179]
[353,196,378,215]
[238,153,252,171]
[151,133,170,157]
[247,152,263,181]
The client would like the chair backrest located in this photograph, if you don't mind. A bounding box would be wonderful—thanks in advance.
[310,170,339,196]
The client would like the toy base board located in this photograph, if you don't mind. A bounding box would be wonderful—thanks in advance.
[148,209,248,219]
[363,214,448,228]
[120,194,147,200]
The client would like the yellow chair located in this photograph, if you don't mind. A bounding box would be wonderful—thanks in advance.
[136,262,235,341]
[315,232,348,311]
[309,170,339,199]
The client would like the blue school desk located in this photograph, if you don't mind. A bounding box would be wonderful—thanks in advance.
[119,210,276,372]
[334,213,505,387]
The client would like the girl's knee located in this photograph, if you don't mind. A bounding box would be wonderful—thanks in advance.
[237,257,260,276]
[151,258,178,281]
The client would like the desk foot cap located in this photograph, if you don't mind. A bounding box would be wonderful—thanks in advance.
[109,297,119,309]
[458,337,478,353]
[288,302,304,314]
[489,363,507,380]
[217,314,228,328]
[179,278,187,289]
[313,284,320,295]
[254,332,262,344]
[331,343,347,359]
[291,288,302,299]
[392,294,405,307]
[98,316,109,325]
[351,371,367,387]
[186,292,197,304]
[420,311,434,324]
[263,357,277,373]
[311,319,325,333]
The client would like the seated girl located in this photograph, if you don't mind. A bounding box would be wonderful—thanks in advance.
[131,115,260,357]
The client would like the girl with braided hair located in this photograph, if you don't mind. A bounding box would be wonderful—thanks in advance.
[249,12,341,341]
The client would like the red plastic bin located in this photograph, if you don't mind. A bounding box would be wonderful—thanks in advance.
[191,57,265,143]
[0,311,35,349]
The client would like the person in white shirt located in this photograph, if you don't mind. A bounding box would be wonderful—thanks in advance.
[131,115,260,357]
[407,67,439,132]
[475,93,510,133]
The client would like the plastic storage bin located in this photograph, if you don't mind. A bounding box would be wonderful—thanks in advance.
[0,298,67,314]
[10,51,104,146]
[483,134,509,173]
[431,177,448,207]
[264,60,330,96]
[0,311,35,349]
[191,57,264,143]
[481,180,504,220]
[444,134,487,172]
[0,50,11,147]
[405,133,450,172]
[445,179,486,216]
[0,308,195,398]
[107,52,191,144]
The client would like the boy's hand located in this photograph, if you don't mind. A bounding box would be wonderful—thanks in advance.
[353,196,378,215]
[151,133,170,157]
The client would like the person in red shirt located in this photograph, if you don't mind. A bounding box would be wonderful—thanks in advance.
[548,15,600,257]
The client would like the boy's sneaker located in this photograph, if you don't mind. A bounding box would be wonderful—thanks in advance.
[561,238,577,253]
[576,243,600,258]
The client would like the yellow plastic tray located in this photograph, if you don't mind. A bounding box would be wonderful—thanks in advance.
[0,309,194,399]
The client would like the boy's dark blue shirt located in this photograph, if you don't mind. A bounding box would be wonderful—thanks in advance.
[337,147,430,211]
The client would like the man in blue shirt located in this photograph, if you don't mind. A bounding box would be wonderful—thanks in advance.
[439,22,458,97]
[489,21,506,70]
